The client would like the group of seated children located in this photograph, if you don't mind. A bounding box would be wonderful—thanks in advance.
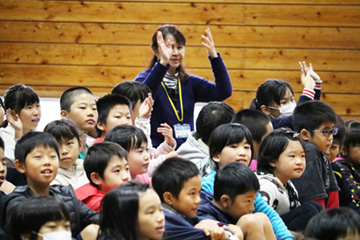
[0,59,360,239]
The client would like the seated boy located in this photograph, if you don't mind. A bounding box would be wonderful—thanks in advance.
[198,162,276,239]
[96,93,176,176]
[201,123,294,240]
[176,101,235,176]
[44,119,89,189]
[152,157,242,240]
[94,93,133,143]
[60,86,98,158]
[292,100,340,208]
[0,136,15,196]
[75,141,131,212]
[0,132,99,240]
[231,109,273,170]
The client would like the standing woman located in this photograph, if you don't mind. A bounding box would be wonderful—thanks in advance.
[134,25,232,148]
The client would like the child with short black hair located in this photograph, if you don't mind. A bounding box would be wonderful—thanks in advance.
[98,181,165,240]
[332,120,360,210]
[201,123,294,240]
[105,125,153,185]
[44,119,89,189]
[304,207,360,240]
[292,100,340,209]
[94,93,132,143]
[256,129,322,231]
[0,132,99,239]
[75,141,130,212]
[9,195,72,240]
[112,80,152,125]
[198,162,276,240]
[60,86,98,157]
[231,109,273,170]
[177,101,235,175]
[152,157,242,240]
[97,91,176,176]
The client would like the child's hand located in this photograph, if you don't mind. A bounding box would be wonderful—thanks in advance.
[307,63,321,83]
[224,224,244,240]
[299,61,315,90]
[138,93,153,119]
[166,151,178,159]
[195,220,227,240]
[157,31,173,66]
[6,109,23,138]
[201,28,218,59]
[157,123,175,147]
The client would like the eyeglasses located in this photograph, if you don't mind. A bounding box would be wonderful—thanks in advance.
[312,128,339,137]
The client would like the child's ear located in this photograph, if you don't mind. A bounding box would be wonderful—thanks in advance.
[97,121,105,132]
[260,105,271,116]
[341,146,348,156]
[60,110,68,118]
[212,153,221,163]
[300,129,310,141]
[90,172,103,186]
[220,195,231,208]
[270,161,277,168]
[163,192,174,205]
[14,159,26,174]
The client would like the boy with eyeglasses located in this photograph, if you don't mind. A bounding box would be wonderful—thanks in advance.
[292,100,340,209]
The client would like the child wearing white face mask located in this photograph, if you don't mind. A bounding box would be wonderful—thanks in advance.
[8,195,72,240]
[250,61,321,130]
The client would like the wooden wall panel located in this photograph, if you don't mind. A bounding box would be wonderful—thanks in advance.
[1,22,359,49]
[0,65,359,93]
[1,1,359,27]
[1,43,359,71]
[0,0,359,122]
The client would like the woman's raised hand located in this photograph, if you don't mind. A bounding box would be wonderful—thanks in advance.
[201,28,218,58]
[157,31,173,66]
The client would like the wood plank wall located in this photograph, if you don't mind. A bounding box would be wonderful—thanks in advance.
[0,0,359,121]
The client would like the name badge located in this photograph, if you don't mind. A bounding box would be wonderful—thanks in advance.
[174,123,191,139]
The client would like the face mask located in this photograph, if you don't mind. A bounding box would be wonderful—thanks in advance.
[278,102,296,118]
[37,230,72,240]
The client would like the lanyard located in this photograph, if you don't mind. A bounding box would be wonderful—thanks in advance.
[161,78,183,122]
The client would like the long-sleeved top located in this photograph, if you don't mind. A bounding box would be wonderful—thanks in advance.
[0,185,99,238]
[256,172,301,216]
[332,157,360,212]
[50,159,89,190]
[201,170,294,240]
[162,203,210,240]
[134,53,232,148]
[291,141,339,205]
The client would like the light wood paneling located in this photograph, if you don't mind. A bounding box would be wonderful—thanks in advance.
[0,0,359,121]
[1,43,359,71]
[0,1,359,27]
[0,65,358,93]
[1,22,359,49]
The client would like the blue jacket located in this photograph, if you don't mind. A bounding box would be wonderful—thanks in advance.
[162,204,210,240]
[201,170,294,240]
[134,54,232,148]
